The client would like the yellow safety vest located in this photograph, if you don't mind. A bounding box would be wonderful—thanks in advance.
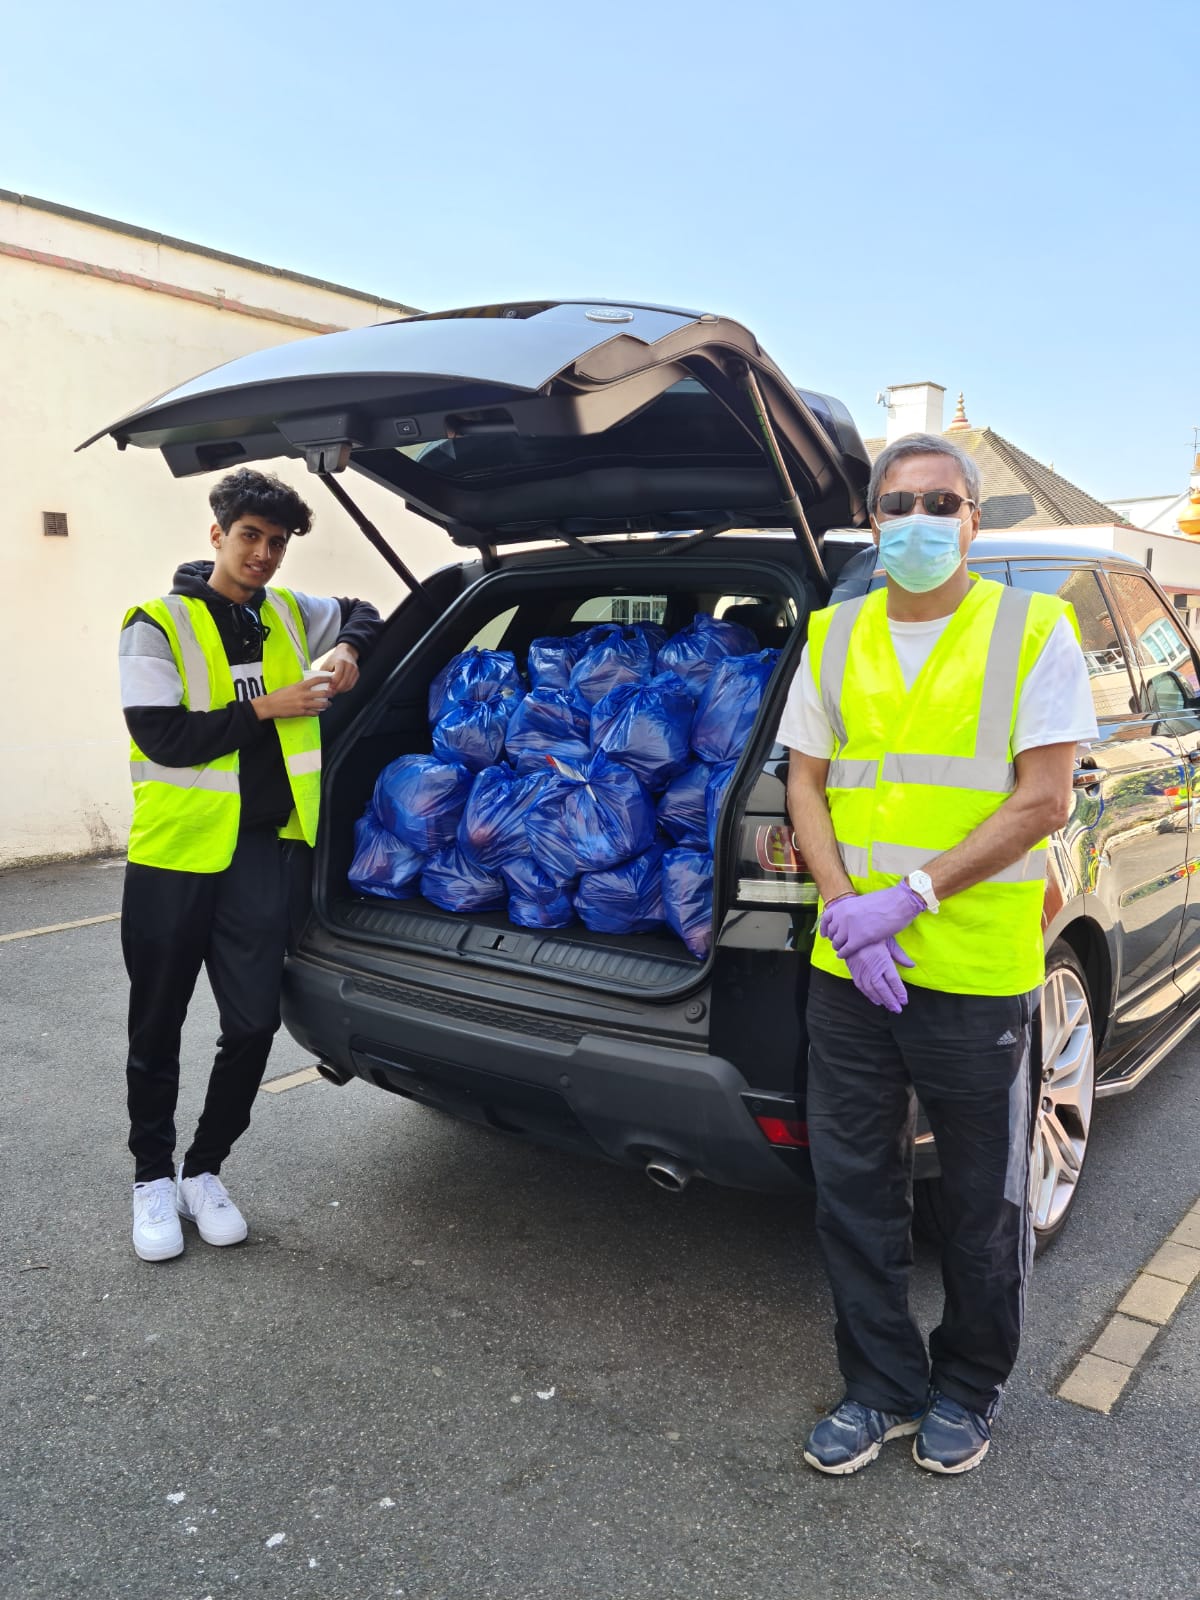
[126,587,322,872]
[806,575,1073,997]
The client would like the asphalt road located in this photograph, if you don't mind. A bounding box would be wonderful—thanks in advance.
[3,858,1198,1600]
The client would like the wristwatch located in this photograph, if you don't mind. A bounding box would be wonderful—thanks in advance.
[905,869,939,914]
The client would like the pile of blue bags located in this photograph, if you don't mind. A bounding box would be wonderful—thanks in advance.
[347,616,779,960]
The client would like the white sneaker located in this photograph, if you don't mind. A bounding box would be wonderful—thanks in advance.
[132,1177,184,1262]
[177,1172,248,1247]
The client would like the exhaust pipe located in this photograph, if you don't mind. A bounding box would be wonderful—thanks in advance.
[314,1058,354,1087]
[645,1155,694,1194]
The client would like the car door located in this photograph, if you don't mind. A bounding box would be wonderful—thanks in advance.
[1008,563,1189,1046]
[1102,566,1200,998]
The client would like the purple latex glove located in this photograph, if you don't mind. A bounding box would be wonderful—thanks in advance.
[820,882,926,962]
[845,936,916,1013]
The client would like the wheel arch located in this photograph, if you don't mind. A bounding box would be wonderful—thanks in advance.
[1051,916,1111,1055]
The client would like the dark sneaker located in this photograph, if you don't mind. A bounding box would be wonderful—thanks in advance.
[912,1390,993,1475]
[803,1399,923,1476]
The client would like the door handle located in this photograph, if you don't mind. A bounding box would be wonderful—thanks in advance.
[1073,768,1101,790]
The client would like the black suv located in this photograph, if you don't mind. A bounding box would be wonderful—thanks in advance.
[90,300,1200,1250]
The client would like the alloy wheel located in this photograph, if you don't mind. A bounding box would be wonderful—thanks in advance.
[1030,954,1095,1242]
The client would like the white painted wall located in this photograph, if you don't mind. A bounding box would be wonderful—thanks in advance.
[1108,493,1190,536]
[1,195,448,867]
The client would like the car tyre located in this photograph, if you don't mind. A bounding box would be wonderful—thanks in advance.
[913,940,1096,1257]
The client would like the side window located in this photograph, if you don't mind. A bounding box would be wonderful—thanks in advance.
[1009,566,1136,725]
[1105,570,1200,718]
[467,605,518,650]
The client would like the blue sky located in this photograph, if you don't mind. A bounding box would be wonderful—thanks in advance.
[2,0,1195,499]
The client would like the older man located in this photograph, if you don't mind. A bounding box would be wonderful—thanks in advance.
[780,433,1097,1475]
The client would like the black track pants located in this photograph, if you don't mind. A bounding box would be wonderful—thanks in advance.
[805,968,1036,1417]
[122,829,292,1183]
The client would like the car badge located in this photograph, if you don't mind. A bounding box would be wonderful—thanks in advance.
[584,308,634,323]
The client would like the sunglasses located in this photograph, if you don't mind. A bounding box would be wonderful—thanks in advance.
[875,490,976,518]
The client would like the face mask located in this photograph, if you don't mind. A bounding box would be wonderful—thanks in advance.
[876,513,964,594]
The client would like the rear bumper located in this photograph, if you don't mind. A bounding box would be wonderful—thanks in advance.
[281,954,809,1193]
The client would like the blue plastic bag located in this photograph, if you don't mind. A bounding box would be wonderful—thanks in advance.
[457,764,547,869]
[527,634,586,693]
[347,809,425,899]
[504,686,592,773]
[690,649,780,764]
[500,856,577,929]
[428,647,523,722]
[654,612,759,697]
[656,759,715,849]
[662,848,715,960]
[373,754,473,854]
[419,842,508,912]
[631,619,668,657]
[590,673,695,792]
[705,760,737,851]
[431,696,515,773]
[575,842,666,934]
[567,627,654,707]
[511,738,592,777]
[572,622,622,655]
[525,750,656,877]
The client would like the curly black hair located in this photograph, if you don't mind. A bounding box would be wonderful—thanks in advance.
[208,469,313,538]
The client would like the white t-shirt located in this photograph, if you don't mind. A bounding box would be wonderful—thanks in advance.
[777,614,1099,758]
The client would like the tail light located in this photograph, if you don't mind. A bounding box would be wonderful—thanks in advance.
[753,1114,810,1148]
[743,1092,810,1147]
[735,819,817,906]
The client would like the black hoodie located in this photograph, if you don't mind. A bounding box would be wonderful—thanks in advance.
[119,561,382,831]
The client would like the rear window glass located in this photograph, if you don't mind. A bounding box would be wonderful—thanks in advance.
[571,595,668,627]
[397,379,761,483]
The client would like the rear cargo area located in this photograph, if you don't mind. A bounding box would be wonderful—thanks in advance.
[313,546,815,996]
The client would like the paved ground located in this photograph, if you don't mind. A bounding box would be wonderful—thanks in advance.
[3,858,1198,1600]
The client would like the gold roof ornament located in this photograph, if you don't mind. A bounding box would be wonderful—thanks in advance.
[1177,451,1200,538]
[946,391,970,433]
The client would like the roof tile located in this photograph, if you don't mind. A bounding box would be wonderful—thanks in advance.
[863,426,1117,530]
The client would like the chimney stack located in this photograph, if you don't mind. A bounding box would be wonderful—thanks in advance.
[884,382,946,444]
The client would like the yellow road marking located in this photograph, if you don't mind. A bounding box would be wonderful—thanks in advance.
[0,913,121,943]
[260,1065,322,1094]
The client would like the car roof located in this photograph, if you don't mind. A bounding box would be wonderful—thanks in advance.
[823,530,1149,570]
[969,535,1146,568]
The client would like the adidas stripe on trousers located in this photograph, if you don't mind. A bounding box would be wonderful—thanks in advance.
[805,969,1037,1417]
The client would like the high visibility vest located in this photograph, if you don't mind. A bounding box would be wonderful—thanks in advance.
[126,588,322,872]
[806,575,1073,997]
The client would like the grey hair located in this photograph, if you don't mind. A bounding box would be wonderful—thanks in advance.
[867,432,981,513]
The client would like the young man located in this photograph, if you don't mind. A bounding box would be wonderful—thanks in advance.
[120,468,382,1263]
[782,434,1097,1476]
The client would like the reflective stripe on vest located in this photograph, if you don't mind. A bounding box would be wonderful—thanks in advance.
[125,589,320,871]
[286,748,323,778]
[807,576,1070,996]
[160,595,214,710]
[128,760,240,793]
[266,586,307,664]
